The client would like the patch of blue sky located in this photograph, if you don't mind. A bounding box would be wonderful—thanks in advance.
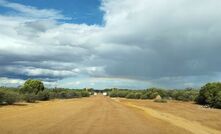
[3,0,104,25]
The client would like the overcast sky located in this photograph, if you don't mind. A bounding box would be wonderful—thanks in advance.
[0,0,221,89]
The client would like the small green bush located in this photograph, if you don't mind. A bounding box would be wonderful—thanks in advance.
[48,92,57,99]
[171,89,198,101]
[66,91,79,98]
[37,90,50,101]
[0,90,21,105]
[81,91,90,97]
[148,92,159,99]
[0,90,5,104]
[196,82,221,108]
[109,91,118,97]
[57,91,68,99]
[140,93,148,99]
[117,91,129,98]
[134,92,142,99]
[56,90,85,99]
[126,93,136,99]
[213,91,221,108]
[23,94,37,103]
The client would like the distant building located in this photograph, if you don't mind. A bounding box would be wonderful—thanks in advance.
[103,92,107,96]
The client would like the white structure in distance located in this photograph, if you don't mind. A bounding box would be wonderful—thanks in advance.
[103,92,107,96]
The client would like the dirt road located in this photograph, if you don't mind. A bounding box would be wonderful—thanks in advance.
[0,95,220,134]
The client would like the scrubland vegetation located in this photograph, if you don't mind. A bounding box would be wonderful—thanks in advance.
[1,80,221,109]
[0,79,90,105]
[107,88,199,101]
[0,82,221,134]
[106,82,221,109]
[196,82,221,108]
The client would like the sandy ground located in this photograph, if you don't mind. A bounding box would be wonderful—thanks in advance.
[120,99,221,133]
[0,95,220,134]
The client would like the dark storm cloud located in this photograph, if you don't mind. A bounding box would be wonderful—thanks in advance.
[96,0,221,85]
[1,0,221,88]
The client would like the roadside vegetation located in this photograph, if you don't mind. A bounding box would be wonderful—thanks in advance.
[196,82,221,108]
[0,79,90,105]
[107,88,199,101]
[106,82,221,109]
[1,80,221,109]
[0,88,21,105]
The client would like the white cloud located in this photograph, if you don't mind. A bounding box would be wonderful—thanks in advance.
[1,0,221,88]
[0,0,66,20]
[0,77,25,87]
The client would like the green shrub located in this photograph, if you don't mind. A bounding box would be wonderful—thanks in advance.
[126,93,136,99]
[140,93,148,99]
[75,92,82,98]
[145,88,160,99]
[57,91,68,99]
[148,92,159,99]
[66,91,79,98]
[48,92,57,99]
[196,82,221,108]
[169,89,198,101]
[109,91,118,97]
[0,90,21,105]
[81,91,90,97]
[55,90,84,99]
[5,92,20,105]
[20,79,44,94]
[23,94,37,103]
[37,90,50,101]
[0,90,4,104]
[117,91,129,98]
[214,91,221,108]
[134,92,142,99]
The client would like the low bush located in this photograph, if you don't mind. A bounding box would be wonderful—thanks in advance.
[48,92,57,99]
[57,91,69,99]
[134,92,142,99]
[107,88,199,102]
[81,91,90,97]
[169,89,198,101]
[0,87,91,105]
[126,93,136,99]
[196,82,221,108]
[214,91,221,108]
[54,90,89,99]
[140,93,149,99]
[0,90,5,103]
[0,90,21,105]
[117,91,129,98]
[23,93,37,103]
[109,91,119,97]
[37,90,50,101]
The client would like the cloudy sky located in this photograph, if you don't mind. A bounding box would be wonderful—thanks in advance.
[0,0,221,89]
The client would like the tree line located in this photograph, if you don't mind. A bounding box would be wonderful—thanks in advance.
[106,88,198,101]
[1,80,221,109]
[105,82,221,109]
[0,79,90,105]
